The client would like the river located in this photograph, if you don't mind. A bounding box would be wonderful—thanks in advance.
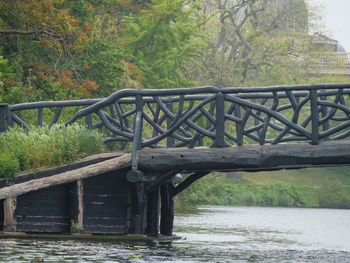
[1,206,350,262]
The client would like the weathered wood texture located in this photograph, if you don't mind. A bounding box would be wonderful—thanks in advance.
[138,141,350,172]
[4,197,17,232]
[0,154,131,200]
[70,180,84,232]
[129,182,146,234]
[82,169,129,234]
[0,152,124,189]
[160,183,174,236]
[146,187,160,236]
[15,184,71,233]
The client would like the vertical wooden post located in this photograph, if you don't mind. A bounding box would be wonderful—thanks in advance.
[320,95,329,139]
[146,186,160,236]
[85,114,92,130]
[166,101,174,147]
[70,180,84,232]
[131,95,143,170]
[213,92,227,147]
[310,89,319,145]
[0,103,8,133]
[160,183,174,236]
[3,196,17,232]
[38,107,43,127]
[130,181,145,234]
[235,104,243,146]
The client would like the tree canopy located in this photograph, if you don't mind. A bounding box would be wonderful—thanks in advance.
[0,0,349,103]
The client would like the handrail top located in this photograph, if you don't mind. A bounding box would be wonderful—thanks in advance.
[8,83,350,112]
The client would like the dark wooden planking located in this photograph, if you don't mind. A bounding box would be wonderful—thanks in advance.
[82,170,129,234]
[14,223,70,233]
[138,141,350,172]
[80,225,126,234]
[16,216,70,223]
[15,184,71,233]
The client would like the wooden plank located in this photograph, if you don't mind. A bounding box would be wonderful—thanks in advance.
[0,154,131,200]
[82,171,128,234]
[138,141,350,172]
[13,184,71,233]
[0,152,124,189]
[3,197,16,232]
[16,223,70,233]
[82,225,126,234]
[84,217,125,225]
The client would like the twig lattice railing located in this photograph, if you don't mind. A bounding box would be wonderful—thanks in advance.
[2,83,350,169]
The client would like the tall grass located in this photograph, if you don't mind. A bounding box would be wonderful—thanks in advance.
[0,124,106,178]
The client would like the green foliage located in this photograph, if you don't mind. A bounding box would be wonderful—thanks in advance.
[175,172,350,212]
[119,0,202,89]
[317,181,350,209]
[0,152,20,179]
[0,124,106,178]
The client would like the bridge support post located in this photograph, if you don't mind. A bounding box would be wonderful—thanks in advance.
[160,183,174,236]
[130,181,146,234]
[146,186,160,236]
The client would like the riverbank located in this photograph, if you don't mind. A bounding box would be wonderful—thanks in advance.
[175,167,350,211]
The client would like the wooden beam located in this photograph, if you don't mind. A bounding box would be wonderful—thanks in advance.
[138,141,350,172]
[173,172,210,196]
[0,154,131,200]
[3,197,16,232]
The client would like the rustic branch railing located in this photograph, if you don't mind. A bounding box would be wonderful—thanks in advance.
[2,83,350,170]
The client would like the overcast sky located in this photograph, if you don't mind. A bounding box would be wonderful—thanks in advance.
[308,0,350,52]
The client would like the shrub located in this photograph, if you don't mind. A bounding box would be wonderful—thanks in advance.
[0,124,106,178]
[0,152,20,179]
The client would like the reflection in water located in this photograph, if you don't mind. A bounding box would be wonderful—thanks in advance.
[0,206,350,262]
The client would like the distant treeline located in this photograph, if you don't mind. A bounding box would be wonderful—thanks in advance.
[175,173,350,211]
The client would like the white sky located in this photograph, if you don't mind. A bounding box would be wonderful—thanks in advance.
[308,0,350,52]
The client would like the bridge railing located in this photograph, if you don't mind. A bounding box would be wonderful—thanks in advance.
[2,83,350,169]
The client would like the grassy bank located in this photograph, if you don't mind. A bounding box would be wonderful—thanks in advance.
[175,167,350,211]
[0,124,106,178]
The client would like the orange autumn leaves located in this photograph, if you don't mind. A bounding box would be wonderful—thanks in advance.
[1,0,98,98]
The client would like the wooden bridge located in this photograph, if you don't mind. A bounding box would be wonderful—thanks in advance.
[1,83,350,237]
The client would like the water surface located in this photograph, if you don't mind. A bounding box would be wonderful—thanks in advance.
[0,206,349,262]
